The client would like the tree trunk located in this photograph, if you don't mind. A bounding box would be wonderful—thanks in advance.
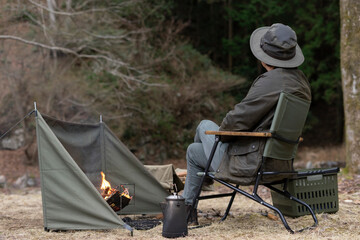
[340,0,360,173]
[47,0,57,28]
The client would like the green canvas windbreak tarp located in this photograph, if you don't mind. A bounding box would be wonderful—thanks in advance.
[35,111,169,231]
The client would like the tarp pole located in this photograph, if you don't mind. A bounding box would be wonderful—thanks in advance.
[34,102,38,116]
[0,107,35,140]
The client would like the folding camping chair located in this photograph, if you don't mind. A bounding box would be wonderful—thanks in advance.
[192,91,336,233]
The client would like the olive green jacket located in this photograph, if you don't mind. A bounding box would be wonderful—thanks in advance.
[215,68,311,185]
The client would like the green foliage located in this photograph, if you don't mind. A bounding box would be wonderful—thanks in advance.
[177,44,212,74]
[173,0,342,144]
[295,1,341,103]
[222,0,341,104]
[10,9,37,23]
[121,49,242,158]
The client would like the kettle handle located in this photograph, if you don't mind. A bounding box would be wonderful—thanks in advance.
[172,183,178,194]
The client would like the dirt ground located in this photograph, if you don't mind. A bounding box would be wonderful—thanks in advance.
[1,146,360,240]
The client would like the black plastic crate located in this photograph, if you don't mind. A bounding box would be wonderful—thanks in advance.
[271,170,339,217]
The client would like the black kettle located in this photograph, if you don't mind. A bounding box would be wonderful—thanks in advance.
[160,193,188,238]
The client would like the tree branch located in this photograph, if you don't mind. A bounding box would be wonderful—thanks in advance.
[0,35,167,87]
[0,35,129,67]
[28,0,138,16]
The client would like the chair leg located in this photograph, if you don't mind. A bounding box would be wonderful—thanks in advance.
[192,136,220,209]
[221,185,238,221]
[286,195,318,230]
[261,201,294,234]
[265,184,318,233]
[251,173,295,234]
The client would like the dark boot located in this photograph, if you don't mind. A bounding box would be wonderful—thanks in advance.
[186,205,199,226]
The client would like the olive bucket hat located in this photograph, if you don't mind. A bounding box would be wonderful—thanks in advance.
[250,23,304,68]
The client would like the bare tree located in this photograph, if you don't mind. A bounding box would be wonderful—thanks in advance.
[0,0,189,133]
[47,0,57,28]
[0,0,239,162]
[0,1,171,88]
[340,0,360,173]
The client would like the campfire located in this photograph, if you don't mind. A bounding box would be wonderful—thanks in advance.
[100,171,132,212]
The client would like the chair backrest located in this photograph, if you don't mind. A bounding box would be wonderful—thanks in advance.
[263,91,311,160]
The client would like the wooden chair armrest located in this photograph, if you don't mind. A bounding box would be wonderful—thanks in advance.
[205,130,303,142]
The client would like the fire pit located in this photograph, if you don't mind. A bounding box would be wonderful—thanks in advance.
[100,172,132,212]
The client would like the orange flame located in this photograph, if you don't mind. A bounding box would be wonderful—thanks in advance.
[100,172,111,192]
[100,171,132,200]
[100,171,116,198]
[119,185,132,199]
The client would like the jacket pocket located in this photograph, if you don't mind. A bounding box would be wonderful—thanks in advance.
[228,139,261,177]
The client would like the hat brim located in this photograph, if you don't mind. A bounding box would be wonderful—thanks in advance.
[250,26,304,68]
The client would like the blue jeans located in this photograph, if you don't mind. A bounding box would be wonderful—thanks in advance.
[182,120,228,205]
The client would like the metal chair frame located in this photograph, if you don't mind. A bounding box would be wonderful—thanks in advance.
[192,134,325,233]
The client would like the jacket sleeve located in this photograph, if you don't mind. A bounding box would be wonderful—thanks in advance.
[219,74,280,131]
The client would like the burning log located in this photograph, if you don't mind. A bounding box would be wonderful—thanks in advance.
[105,190,132,212]
[100,171,132,212]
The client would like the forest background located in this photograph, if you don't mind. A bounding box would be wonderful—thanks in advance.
[0,0,342,166]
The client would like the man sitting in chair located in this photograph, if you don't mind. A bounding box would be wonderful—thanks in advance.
[182,23,312,224]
